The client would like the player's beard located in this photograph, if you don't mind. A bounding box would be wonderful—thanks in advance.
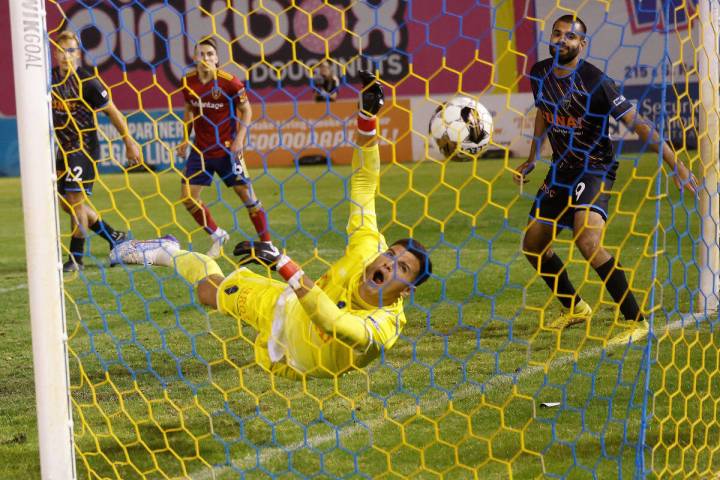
[549,44,579,65]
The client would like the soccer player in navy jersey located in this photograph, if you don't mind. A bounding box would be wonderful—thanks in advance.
[513,15,698,345]
[52,30,142,272]
[177,38,274,259]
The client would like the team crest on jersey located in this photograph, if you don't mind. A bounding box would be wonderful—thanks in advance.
[561,96,572,110]
[211,87,222,100]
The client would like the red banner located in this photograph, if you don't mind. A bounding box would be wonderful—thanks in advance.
[0,0,535,116]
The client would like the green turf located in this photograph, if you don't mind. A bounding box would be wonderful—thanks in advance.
[1,153,718,479]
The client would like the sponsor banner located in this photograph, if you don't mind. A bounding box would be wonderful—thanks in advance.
[12,0,533,114]
[0,118,19,177]
[245,99,413,167]
[610,82,698,150]
[3,82,695,178]
[0,0,705,174]
[91,98,412,173]
[534,0,697,88]
[95,111,185,173]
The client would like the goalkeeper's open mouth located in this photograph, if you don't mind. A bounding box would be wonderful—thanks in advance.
[371,268,386,287]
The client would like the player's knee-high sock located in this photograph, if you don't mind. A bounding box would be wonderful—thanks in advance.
[594,257,643,321]
[187,203,219,234]
[169,250,224,284]
[537,252,580,309]
[246,200,271,242]
[89,219,123,246]
[69,236,84,264]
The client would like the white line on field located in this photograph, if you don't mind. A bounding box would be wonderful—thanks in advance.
[190,315,695,480]
[0,283,26,294]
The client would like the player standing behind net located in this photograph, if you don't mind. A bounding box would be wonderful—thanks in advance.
[52,30,142,272]
[177,37,273,259]
[513,15,698,346]
[110,72,433,379]
[313,60,340,102]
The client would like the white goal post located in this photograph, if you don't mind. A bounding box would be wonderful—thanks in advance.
[9,1,76,479]
[697,0,720,314]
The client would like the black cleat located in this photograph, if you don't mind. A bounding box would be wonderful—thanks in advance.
[110,230,128,247]
[63,259,84,273]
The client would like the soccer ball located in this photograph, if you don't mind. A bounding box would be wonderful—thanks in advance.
[429,96,493,159]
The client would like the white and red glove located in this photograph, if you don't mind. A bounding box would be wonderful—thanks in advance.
[233,241,304,289]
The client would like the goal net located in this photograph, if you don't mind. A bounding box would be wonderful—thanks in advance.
[14,0,720,478]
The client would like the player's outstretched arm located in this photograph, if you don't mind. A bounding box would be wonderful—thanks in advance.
[513,109,548,185]
[103,101,142,167]
[230,242,374,349]
[347,71,385,238]
[620,107,698,193]
[104,102,142,166]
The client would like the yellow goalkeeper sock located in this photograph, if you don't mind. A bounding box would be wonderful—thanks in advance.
[171,250,224,284]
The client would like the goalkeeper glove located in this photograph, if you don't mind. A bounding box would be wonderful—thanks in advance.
[358,70,384,116]
[233,241,304,289]
[357,70,384,135]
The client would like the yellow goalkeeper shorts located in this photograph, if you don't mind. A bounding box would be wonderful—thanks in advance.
[216,267,286,370]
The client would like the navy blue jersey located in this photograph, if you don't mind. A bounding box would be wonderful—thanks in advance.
[529,59,633,181]
[51,67,110,156]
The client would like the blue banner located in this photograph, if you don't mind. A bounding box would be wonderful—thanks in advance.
[0,118,19,177]
[96,109,186,173]
[0,110,186,178]
[612,82,698,151]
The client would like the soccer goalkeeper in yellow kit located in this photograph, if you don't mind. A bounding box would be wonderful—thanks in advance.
[110,72,432,379]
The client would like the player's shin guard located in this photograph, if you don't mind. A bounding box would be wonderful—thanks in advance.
[594,257,643,321]
[188,203,219,234]
[89,219,119,246]
[70,236,85,264]
[171,250,224,284]
[246,201,271,242]
[536,252,580,309]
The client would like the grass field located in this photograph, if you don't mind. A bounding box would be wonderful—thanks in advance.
[1,152,718,479]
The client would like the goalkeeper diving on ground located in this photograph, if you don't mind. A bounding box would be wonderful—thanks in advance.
[109,71,432,379]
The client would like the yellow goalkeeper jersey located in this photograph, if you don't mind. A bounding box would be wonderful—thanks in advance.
[272,144,406,377]
[218,144,406,378]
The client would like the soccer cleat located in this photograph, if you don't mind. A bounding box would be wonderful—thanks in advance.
[207,229,230,259]
[109,235,179,267]
[63,258,84,273]
[607,319,650,347]
[548,300,593,330]
[110,230,128,247]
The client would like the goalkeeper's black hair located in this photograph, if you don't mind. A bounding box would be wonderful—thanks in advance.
[392,239,433,287]
[552,15,587,36]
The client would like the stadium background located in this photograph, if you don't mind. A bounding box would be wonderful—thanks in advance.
[1,1,714,478]
[0,0,697,175]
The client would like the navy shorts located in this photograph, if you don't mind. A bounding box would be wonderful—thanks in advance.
[56,148,98,195]
[184,151,250,187]
[529,173,612,230]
